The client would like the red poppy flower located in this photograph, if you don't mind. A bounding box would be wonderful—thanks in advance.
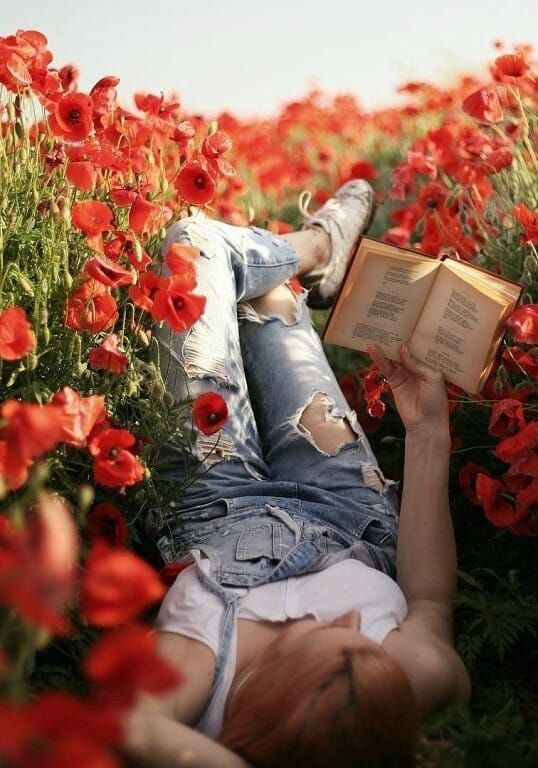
[505,304,538,344]
[128,194,172,235]
[89,427,144,489]
[0,306,36,361]
[49,91,94,141]
[192,392,228,435]
[0,492,78,635]
[71,200,114,236]
[512,204,538,243]
[383,226,411,248]
[0,690,121,768]
[84,622,182,707]
[0,400,64,491]
[66,160,96,191]
[58,63,79,90]
[150,276,206,332]
[462,88,504,124]
[165,242,200,274]
[84,255,134,287]
[0,51,32,90]
[51,386,106,448]
[89,334,129,374]
[488,398,526,437]
[159,559,195,586]
[458,462,492,505]
[345,159,379,181]
[171,120,196,142]
[495,421,538,464]
[362,368,389,418]
[65,279,118,334]
[502,346,538,379]
[175,160,216,205]
[475,474,525,528]
[128,271,163,312]
[493,53,529,79]
[164,251,197,290]
[87,502,127,547]
[81,542,165,626]
[201,130,233,159]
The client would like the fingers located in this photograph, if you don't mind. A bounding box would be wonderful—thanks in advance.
[367,343,443,383]
[398,344,443,382]
[366,343,402,379]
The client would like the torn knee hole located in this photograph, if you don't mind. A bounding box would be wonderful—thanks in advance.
[297,393,358,454]
[244,284,300,326]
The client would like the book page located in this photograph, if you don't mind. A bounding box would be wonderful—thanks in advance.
[443,258,522,305]
[409,263,509,392]
[324,243,440,359]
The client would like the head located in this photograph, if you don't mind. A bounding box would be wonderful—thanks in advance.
[218,610,420,768]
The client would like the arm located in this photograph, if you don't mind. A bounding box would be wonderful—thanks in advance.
[368,344,471,711]
[120,633,253,768]
[367,343,455,614]
[122,706,252,768]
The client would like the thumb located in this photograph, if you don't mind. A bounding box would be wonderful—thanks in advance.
[398,344,444,382]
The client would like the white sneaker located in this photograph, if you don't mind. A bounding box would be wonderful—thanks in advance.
[299,180,376,308]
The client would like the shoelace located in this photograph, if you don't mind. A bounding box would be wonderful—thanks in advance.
[297,189,313,220]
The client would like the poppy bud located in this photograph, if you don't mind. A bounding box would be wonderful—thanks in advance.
[27,352,39,370]
[78,484,95,513]
[137,329,150,346]
[63,272,73,289]
[18,272,35,297]
[126,379,139,396]
[74,361,87,377]
[207,120,218,135]
[150,380,165,399]
[15,121,25,140]
[35,628,52,650]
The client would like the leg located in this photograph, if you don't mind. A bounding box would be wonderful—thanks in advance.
[238,279,397,506]
[151,216,300,508]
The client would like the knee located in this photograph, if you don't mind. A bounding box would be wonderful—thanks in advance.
[246,283,299,325]
[298,393,358,455]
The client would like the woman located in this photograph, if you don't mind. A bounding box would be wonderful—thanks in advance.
[122,180,471,768]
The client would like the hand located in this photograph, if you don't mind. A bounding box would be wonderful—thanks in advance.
[367,343,449,436]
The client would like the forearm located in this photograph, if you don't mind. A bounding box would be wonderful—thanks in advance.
[123,711,252,768]
[397,426,457,606]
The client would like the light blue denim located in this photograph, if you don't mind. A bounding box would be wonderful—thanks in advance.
[145,214,401,733]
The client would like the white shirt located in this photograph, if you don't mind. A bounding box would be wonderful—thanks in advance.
[156,552,408,738]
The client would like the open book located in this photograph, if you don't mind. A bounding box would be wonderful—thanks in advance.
[323,237,523,394]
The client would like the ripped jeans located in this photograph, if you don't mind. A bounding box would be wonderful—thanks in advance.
[146,214,400,585]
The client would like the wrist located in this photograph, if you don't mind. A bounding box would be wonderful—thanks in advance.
[405,422,451,447]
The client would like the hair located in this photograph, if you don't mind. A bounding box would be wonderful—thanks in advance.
[218,633,420,768]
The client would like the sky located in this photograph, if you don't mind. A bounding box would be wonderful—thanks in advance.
[2,1,538,117]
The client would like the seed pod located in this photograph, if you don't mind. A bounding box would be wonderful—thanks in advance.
[18,272,35,297]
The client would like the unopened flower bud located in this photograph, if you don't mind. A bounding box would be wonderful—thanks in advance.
[150,380,165,399]
[18,272,35,297]
[207,120,218,136]
[126,379,139,396]
[27,352,39,370]
[78,484,95,513]
[138,329,150,346]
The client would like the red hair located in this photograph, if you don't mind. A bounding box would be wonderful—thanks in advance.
[219,634,419,767]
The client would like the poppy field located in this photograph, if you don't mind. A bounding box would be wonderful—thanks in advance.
[0,28,536,767]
